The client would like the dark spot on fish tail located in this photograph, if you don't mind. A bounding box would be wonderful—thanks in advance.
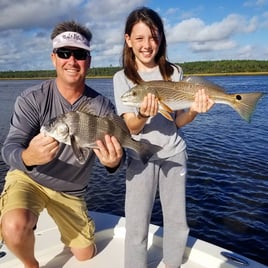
[236,94,242,100]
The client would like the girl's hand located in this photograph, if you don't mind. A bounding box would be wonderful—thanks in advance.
[190,89,214,113]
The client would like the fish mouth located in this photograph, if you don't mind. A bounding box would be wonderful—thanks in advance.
[40,126,50,136]
[120,92,133,101]
[120,99,138,106]
[120,95,128,102]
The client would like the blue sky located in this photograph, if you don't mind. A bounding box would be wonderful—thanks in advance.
[0,0,267,71]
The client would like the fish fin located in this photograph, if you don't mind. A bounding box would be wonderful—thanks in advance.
[183,76,227,93]
[109,113,132,134]
[231,92,265,122]
[75,101,96,115]
[159,110,174,121]
[70,134,87,164]
[158,100,173,121]
[183,76,211,85]
[158,100,173,112]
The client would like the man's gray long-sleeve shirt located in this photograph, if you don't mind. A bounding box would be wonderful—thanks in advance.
[1,79,116,196]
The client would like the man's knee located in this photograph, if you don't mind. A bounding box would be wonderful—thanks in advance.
[71,243,97,261]
[1,209,37,242]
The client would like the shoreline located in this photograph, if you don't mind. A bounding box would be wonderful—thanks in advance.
[186,71,268,76]
[1,72,268,80]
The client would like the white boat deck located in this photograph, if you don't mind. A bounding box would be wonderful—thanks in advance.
[0,210,266,268]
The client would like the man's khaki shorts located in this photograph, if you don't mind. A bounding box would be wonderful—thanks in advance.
[0,170,95,248]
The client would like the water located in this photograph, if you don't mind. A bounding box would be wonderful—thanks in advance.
[0,76,267,265]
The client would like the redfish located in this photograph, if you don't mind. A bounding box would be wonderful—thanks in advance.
[121,76,264,122]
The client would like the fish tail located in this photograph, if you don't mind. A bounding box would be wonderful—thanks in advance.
[137,142,162,164]
[231,92,265,122]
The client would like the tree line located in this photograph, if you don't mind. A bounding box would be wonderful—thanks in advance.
[1,60,268,79]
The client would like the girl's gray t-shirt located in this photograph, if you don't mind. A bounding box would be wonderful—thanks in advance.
[113,65,187,160]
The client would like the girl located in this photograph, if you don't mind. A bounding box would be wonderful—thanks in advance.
[113,7,214,268]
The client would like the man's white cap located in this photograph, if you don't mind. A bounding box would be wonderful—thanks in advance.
[52,31,90,51]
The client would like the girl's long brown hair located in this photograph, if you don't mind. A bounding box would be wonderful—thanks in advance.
[122,7,178,84]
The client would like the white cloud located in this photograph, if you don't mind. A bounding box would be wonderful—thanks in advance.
[190,40,237,52]
[164,12,264,62]
[260,11,268,27]
[0,0,267,70]
[0,0,84,30]
[84,0,145,21]
[244,0,268,7]
[166,14,258,43]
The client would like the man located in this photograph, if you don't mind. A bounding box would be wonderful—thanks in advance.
[0,21,123,268]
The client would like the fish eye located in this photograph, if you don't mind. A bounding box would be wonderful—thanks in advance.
[49,120,54,127]
[57,124,69,135]
[50,119,58,127]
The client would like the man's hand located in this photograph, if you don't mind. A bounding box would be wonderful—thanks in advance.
[93,135,123,168]
[22,133,59,167]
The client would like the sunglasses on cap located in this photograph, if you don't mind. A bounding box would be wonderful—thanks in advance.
[53,48,90,60]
